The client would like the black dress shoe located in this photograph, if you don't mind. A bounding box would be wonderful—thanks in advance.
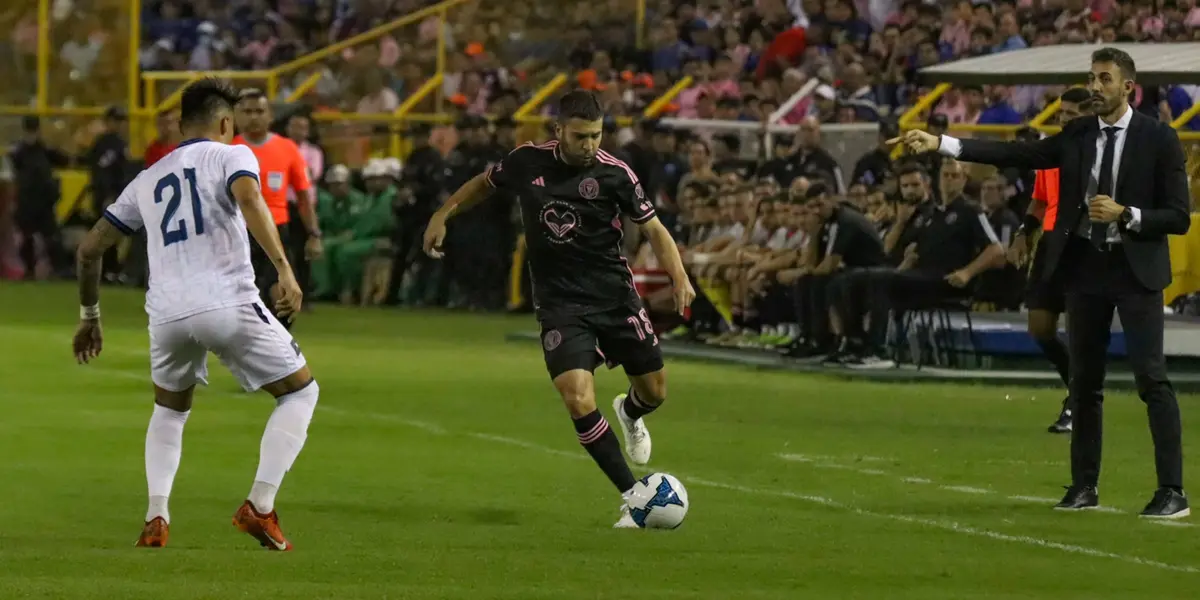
[1053,485,1099,511]
[1047,403,1072,434]
[1139,488,1190,519]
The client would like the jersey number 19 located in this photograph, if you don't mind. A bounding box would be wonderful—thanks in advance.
[155,168,205,247]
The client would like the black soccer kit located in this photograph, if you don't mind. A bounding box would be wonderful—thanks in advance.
[485,141,665,379]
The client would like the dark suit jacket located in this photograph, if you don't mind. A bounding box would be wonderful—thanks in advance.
[955,110,1190,291]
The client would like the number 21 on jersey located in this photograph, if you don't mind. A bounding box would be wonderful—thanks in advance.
[155,168,204,247]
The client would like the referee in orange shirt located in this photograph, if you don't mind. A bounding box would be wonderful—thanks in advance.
[233,89,323,326]
[1008,88,1094,433]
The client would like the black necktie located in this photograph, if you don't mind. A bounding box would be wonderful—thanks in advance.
[1092,126,1119,246]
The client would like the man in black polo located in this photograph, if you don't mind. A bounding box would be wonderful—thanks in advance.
[841,159,1005,368]
[788,181,885,357]
[824,161,934,363]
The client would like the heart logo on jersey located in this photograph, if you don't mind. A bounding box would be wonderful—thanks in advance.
[543,208,578,238]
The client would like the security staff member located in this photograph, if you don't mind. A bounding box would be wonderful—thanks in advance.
[395,123,447,305]
[790,182,885,358]
[86,106,130,279]
[841,159,1004,368]
[10,116,70,279]
[439,115,494,307]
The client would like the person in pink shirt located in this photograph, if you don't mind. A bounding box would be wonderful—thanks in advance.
[240,22,278,69]
[706,54,742,99]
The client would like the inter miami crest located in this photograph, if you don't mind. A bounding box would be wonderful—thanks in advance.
[578,177,599,199]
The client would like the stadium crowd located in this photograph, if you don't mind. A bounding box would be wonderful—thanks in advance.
[2,0,1199,368]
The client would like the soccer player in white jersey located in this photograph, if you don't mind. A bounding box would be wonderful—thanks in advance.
[71,79,318,551]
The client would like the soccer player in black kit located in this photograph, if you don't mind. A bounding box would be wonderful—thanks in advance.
[423,91,695,527]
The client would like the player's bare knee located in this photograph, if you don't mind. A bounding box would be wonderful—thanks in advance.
[553,369,596,418]
[630,371,667,406]
[262,365,316,399]
[154,385,194,412]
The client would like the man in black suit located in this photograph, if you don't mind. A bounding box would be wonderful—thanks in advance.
[891,47,1192,519]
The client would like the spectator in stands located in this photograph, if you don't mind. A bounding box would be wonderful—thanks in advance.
[852,121,898,187]
[836,159,1003,368]
[791,117,846,192]
[978,85,1023,125]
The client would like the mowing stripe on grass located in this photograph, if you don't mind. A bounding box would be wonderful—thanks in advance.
[82,364,1200,572]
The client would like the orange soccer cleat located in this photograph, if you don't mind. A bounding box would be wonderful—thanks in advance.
[231,500,293,551]
[135,516,169,548]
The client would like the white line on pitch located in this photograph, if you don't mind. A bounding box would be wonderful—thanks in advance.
[81,365,1200,570]
[776,453,1140,514]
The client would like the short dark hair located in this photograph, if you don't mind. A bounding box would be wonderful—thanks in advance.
[894,161,928,180]
[237,87,268,103]
[180,78,240,128]
[557,90,603,122]
[1092,47,1136,81]
[1059,87,1093,105]
[805,181,831,199]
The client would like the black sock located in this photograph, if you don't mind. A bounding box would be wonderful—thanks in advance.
[574,410,636,493]
[622,387,659,421]
[1036,336,1071,386]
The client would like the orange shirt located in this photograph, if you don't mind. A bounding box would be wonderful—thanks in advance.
[233,133,311,225]
[1031,168,1061,231]
[144,139,177,168]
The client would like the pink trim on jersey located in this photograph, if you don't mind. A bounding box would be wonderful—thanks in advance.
[596,149,639,184]
[487,141,560,187]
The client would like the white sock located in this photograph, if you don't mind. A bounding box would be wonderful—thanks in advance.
[145,404,190,523]
[250,381,319,514]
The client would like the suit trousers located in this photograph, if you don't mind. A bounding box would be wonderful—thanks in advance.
[1063,237,1182,490]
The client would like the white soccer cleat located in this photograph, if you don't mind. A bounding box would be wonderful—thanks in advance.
[613,394,652,466]
[613,503,640,529]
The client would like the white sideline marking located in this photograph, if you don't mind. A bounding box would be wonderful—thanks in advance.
[776,453,1141,513]
[776,453,893,463]
[80,365,1200,571]
[687,479,1199,573]
[320,405,448,435]
[1009,495,1065,504]
[942,485,991,495]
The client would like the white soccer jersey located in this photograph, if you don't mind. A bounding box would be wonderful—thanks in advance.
[103,139,262,325]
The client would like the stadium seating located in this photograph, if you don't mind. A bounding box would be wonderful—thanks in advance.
[2,0,1199,369]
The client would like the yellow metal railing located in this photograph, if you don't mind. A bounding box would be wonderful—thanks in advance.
[139,0,469,109]
[1171,102,1200,130]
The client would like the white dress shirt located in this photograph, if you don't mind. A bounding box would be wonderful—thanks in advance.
[937,105,1142,242]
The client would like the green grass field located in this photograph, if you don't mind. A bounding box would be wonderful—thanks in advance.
[2,282,1199,599]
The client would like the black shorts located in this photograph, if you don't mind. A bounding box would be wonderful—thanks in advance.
[250,223,291,302]
[1024,234,1065,313]
[539,303,665,380]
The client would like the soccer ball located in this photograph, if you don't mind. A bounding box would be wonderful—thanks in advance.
[626,473,689,529]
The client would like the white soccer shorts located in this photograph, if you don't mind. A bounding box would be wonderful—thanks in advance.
[148,303,307,392]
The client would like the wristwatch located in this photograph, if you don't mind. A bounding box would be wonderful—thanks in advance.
[1119,207,1134,227]
[308,229,323,239]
